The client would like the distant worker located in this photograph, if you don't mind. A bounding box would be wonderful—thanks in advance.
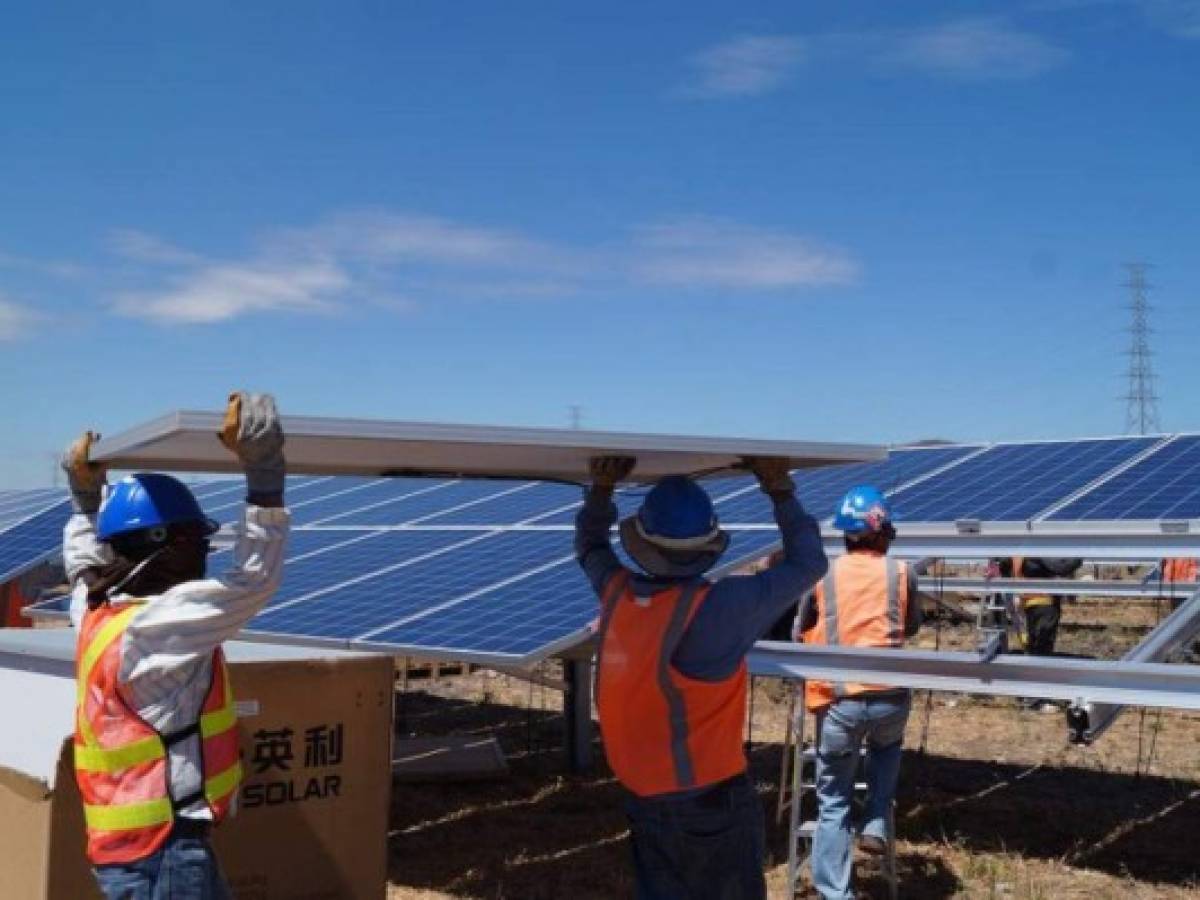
[995,557,1082,657]
[577,456,826,899]
[1159,557,1198,611]
[64,393,288,899]
[795,485,921,900]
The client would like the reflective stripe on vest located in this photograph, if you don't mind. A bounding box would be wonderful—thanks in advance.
[804,555,905,712]
[74,603,242,864]
[595,576,747,796]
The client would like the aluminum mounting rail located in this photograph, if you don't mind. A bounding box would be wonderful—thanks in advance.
[916,577,1199,599]
[748,641,1200,711]
[1068,587,1200,744]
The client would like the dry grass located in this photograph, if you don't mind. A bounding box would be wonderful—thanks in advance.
[386,598,1200,899]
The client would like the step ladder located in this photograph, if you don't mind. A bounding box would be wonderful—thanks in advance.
[776,687,898,899]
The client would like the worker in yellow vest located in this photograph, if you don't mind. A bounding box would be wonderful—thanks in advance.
[63,393,289,899]
[796,485,921,900]
[998,557,1081,656]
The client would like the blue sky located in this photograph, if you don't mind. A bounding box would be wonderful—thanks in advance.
[2,1,1198,487]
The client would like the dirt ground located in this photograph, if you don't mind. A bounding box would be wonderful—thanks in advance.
[385,597,1200,899]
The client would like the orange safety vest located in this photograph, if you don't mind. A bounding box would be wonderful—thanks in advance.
[1162,558,1198,583]
[595,572,748,797]
[801,553,908,713]
[74,602,243,865]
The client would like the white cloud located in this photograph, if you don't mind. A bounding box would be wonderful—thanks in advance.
[0,251,85,280]
[110,211,860,323]
[682,19,1067,96]
[109,229,205,266]
[115,261,350,324]
[882,18,1069,78]
[0,296,39,340]
[280,211,572,270]
[631,219,859,289]
[684,35,806,98]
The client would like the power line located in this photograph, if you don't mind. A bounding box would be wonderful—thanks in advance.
[1121,262,1161,435]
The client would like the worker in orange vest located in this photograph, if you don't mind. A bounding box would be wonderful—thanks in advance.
[578,455,827,899]
[1162,558,1198,583]
[63,393,288,899]
[796,485,921,900]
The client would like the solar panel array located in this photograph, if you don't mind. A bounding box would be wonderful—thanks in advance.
[0,491,72,585]
[8,432,1200,663]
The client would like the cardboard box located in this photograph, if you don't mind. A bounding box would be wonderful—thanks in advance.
[0,629,393,900]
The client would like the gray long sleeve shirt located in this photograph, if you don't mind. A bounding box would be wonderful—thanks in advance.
[575,487,828,681]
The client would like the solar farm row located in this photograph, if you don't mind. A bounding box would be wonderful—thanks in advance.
[4,433,1200,663]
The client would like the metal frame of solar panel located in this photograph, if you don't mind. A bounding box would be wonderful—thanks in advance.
[10,432,1200,666]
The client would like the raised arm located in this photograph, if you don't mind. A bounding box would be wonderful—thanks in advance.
[574,456,635,596]
[119,393,291,679]
[673,457,828,680]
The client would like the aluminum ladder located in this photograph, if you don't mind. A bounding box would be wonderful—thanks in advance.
[777,686,898,898]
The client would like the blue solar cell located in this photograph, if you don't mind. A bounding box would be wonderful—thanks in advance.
[890,438,1156,522]
[419,481,581,525]
[1049,435,1200,521]
[713,446,981,524]
[248,530,574,641]
[0,488,65,530]
[532,486,645,526]
[287,477,449,525]
[320,480,525,526]
[0,500,71,583]
[369,559,593,656]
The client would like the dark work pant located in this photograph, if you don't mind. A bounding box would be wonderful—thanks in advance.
[1025,600,1061,655]
[624,773,767,900]
[92,826,231,900]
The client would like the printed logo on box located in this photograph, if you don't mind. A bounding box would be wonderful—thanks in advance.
[241,722,344,807]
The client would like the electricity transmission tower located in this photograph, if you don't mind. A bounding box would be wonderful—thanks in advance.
[568,405,583,430]
[1121,262,1161,435]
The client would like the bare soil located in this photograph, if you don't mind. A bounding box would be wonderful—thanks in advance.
[386,597,1200,899]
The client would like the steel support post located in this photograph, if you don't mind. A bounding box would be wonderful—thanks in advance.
[1069,587,1200,743]
[563,657,594,774]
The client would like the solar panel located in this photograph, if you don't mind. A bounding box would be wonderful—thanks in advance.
[886,438,1158,523]
[0,500,72,584]
[10,434,1197,665]
[248,530,574,643]
[1048,435,1200,521]
[714,445,983,524]
[0,488,65,531]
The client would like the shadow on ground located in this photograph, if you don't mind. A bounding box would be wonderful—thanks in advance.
[387,690,1200,898]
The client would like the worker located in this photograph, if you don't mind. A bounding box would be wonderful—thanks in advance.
[1162,558,1198,583]
[1160,558,1198,611]
[577,456,826,900]
[796,485,921,900]
[998,557,1082,657]
[63,393,288,899]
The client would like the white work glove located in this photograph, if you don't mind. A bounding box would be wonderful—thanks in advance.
[61,431,107,514]
[218,392,286,498]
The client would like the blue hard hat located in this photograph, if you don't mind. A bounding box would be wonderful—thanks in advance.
[97,474,218,542]
[619,476,729,578]
[833,485,892,534]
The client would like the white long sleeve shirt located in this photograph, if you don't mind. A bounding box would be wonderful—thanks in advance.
[66,504,290,819]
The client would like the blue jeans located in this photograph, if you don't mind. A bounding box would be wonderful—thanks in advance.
[624,773,766,900]
[92,828,232,900]
[811,692,910,900]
